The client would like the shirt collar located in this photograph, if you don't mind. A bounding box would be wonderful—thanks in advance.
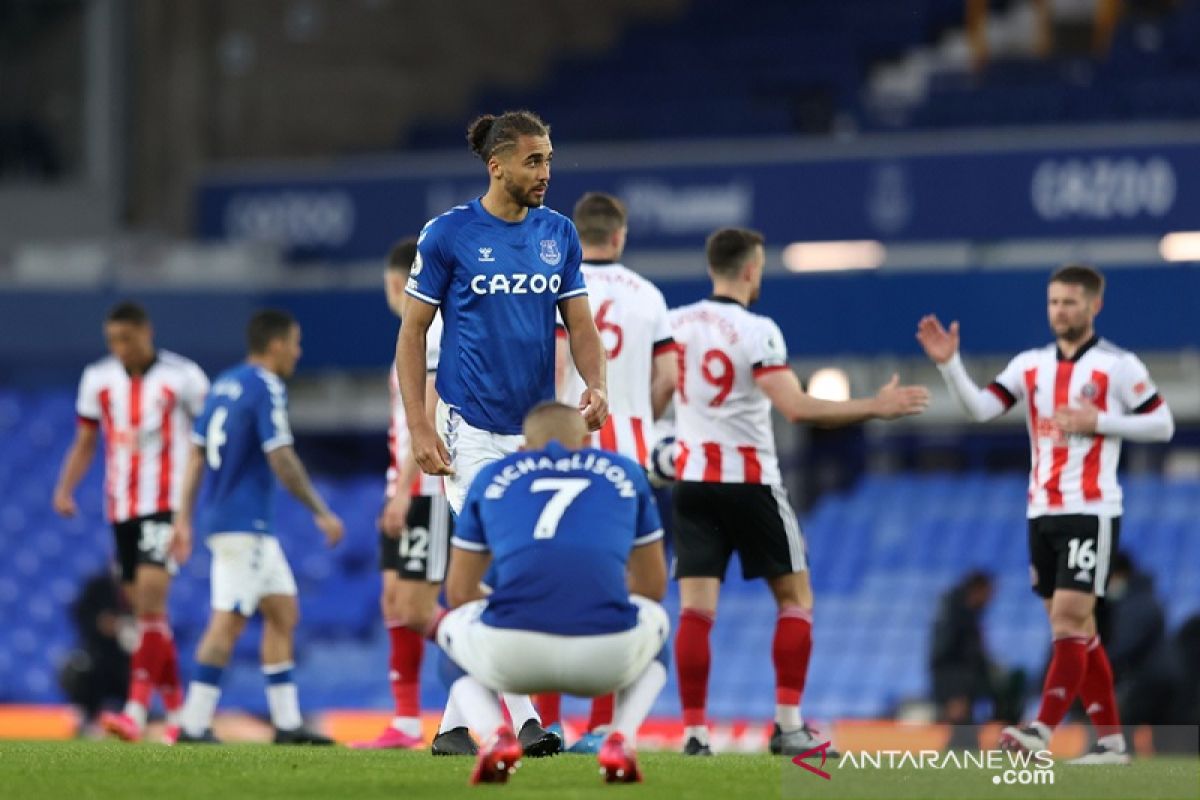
[707,294,746,308]
[1057,334,1099,362]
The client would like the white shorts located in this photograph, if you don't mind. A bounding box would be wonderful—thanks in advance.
[436,400,523,515]
[208,533,297,616]
[437,595,670,696]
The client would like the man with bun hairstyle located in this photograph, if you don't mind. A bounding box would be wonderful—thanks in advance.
[397,110,608,757]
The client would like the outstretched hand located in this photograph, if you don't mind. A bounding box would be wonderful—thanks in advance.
[916,315,960,365]
[874,373,931,419]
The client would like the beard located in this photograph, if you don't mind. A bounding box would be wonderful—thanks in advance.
[504,177,546,208]
[1054,322,1089,343]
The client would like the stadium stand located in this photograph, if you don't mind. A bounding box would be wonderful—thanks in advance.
[402,0,1200,144]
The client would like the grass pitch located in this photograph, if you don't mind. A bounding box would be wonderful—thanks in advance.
[0,741,1195,800]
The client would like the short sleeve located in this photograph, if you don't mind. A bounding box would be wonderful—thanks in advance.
[450,473,489,552]
[1114,353,1164,414]
[556,224,587,301]
[987,353,1028,411]
[632,469,664,547]
[650,288,674,356]
[257,378,294,453]
[406,217,454,307]
[75,366,100,425]
[184,362,210,417]
[191,396,211,446]
[425,313,443,372]
[751,318,789,377]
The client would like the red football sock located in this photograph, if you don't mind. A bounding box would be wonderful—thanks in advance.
[388,622,424,718]
[128,614,169,708]
[676,608,715,728]
[534,694,562,727]
[1035,635,1090,729]
[1079,636,1122,738]
[156,629,184,713]
[588,694,614,732]
[773,606,813,707]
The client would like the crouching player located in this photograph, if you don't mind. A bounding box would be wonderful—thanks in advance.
[435,402,670,784]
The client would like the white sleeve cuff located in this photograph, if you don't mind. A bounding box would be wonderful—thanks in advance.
[633,529,664,547]
[405,287,440,306]
[451,536,489,553]
[261,435,294,453]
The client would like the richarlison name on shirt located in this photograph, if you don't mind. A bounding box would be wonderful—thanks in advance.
[483,452,639,500]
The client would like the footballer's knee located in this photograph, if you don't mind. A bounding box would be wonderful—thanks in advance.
[1048,594,1093,638]
[133,565,170,615]
[390,581,438,630]
[198,613,245,664]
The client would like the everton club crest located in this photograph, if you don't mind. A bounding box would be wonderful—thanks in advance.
[539,239,562,266]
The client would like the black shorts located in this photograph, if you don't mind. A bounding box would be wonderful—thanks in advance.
[379,494,454,582]
[1028,514,1120,599]
[672,482,807,581]
[111,511,175,583]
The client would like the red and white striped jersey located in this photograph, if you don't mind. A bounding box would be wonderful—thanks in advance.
[388,313,444,498]
[75,350,209,523]
[669,297,789,485]
[987,337,1164,517]
[559,262,674,468]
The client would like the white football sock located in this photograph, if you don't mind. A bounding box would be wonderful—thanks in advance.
[775,704,802,732]
[390,716,422,737]
[438,680,471,734]
[123,700,148,729]
[501,693,539,730]
[450,677,505,736]
[180,682,221,737]
[612,661,667,741]
[263,662,303,731]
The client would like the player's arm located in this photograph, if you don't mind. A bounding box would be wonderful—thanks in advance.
[627,539,667,601]
[445,477,491,607]
[170,443,206,564]
[554,328,571,398]
[1055,355,1175,441]
[444,549,491,608]
[559,295,608,431]
[758,368,929,427]
[650,346,677,420]
[267,446,344,546]
[52,421,98,518]
[381,374,439,538]
[397,299,452,475]
[916,314,1011,422]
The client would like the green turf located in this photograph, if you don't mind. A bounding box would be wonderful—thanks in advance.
[0,741,1195,800]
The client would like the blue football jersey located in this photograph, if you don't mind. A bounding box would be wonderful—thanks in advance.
[405,199,587,435]
[190,364,294,536]
[452,442,664,636]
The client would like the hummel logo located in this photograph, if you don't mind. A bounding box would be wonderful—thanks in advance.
[478,247,495,262]
[1075,569,1092,583]
[791,741,832,780]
